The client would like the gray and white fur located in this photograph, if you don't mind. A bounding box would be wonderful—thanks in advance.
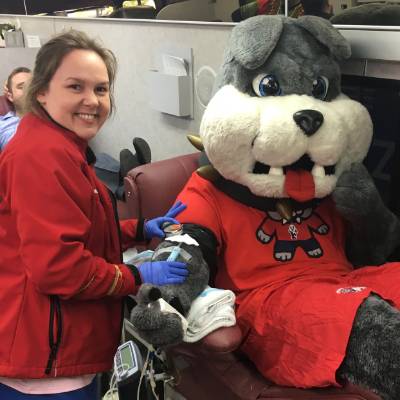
[130,241,209,347]
[131,15,400,399]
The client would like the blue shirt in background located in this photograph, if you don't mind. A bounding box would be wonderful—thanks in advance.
[0,111,20,151]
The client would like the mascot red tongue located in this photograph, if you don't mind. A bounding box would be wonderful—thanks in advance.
[284,169,315,202]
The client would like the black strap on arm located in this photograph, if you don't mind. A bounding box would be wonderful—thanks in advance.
[181,223,219,284]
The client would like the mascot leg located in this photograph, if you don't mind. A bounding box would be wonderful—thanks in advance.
[338,294,400,400]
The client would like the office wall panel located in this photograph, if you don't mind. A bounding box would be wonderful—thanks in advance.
[1,15,400,161]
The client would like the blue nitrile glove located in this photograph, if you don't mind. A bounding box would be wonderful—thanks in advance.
[138,261,188,285]
[144,201,187,239]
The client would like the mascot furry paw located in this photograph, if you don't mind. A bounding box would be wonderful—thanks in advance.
[130,239,209,347]
[131,15,400,399]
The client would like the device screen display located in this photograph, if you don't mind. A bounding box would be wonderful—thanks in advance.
[121,345,135,369]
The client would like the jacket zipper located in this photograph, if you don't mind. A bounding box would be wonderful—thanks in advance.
[106,187,123,262]
[45,295,63,375]
[106,187,125,336]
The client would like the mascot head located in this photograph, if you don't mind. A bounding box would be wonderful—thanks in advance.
[198,15,372,203]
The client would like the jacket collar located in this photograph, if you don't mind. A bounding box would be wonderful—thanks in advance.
[25,112,95,164]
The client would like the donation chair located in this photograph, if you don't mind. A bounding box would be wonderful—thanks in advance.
[122,152,381,400]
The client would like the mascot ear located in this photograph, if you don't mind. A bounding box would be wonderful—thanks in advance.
[229,15,284,70]
[295,16,351,61]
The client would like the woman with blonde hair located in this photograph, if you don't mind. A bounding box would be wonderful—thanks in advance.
[0,30,187,399]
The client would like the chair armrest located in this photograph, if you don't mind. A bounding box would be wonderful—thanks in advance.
[197,325,243,353]
[175,325,242,359]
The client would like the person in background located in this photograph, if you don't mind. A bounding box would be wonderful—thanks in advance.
[231,0,304,22]
[0,30,188,400]
[0,66,31,150]
[301,0,333,19]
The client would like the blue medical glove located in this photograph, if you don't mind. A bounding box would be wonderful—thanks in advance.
[144,201,187,239]
[138,261,188,285]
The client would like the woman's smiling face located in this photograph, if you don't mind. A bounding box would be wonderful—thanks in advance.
[37,49,111,140]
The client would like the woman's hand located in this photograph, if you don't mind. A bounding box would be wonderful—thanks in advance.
[138,260,188,285]
[144,201,187,239]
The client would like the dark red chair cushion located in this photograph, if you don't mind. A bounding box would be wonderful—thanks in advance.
[124,152,199,219]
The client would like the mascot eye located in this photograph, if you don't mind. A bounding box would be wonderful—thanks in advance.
[252,74,282,97]
[312,76,329,100]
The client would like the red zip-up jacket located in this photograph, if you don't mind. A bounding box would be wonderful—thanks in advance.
[0,113,142,378]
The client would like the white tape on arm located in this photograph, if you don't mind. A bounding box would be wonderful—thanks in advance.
[166,234,199,246]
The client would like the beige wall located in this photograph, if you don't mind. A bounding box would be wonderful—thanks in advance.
[1,15,400,161]
[0,15,233,161]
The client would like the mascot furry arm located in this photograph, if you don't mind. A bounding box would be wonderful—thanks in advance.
[131,15,400,399]
[334,163,400,267]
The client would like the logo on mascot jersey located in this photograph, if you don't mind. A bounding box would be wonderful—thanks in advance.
[336,286,367,295]
[288,224,298,240]
[256,207,330,262]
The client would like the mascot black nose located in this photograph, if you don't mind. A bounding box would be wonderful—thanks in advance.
[293,110,324,136]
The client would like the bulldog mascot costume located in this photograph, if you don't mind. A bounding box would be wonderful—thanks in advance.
[131,15,400,400]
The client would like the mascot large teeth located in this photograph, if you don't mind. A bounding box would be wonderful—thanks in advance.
[131,15,400,400]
